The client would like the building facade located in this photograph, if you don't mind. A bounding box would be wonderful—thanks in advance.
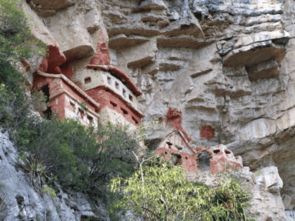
[32,31,144,129]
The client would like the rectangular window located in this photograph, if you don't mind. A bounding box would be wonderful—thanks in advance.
[129,94,133,101]
[87,115,93,124]
[110,101,117,108]
[121,107,128,115]
[84,77,91,84]
[122,89,126,97]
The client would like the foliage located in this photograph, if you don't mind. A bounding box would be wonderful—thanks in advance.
[110,161,251,221]
[0,0,45,133]
[0,0,45,63]
[15,119,139,197]
[42,185,57,198]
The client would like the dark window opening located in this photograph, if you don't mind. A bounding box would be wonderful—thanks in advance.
[43,108,52,119]
[225,150,231,155]
[171,153,182,165]
[122,89,126,97]
[41,85,50,102]
[121,108,128,115]
[110,101,117,108]
[84,77,91,84]
[129,94,133,101]
[87,115,93,124]
[166,141,172,148]
[79,108,85,118]
[41,85,52,119]
[70,101,75,110]
[198,152,211,170]
[132,116,138,124]
[213,149,220,154]
[115,81,119,89]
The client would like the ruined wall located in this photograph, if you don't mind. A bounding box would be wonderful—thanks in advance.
[20,0,295,218]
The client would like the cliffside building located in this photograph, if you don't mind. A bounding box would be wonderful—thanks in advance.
[32,34,144,128]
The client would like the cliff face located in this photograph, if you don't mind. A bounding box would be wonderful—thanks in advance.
[97,0,295,212]
[3,0,295,220]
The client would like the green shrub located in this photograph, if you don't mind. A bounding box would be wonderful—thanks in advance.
[0,0,45,133]
[0,0,45,63]
[110,161,252,221]
[16,119,139,197]
[42,185,57,198]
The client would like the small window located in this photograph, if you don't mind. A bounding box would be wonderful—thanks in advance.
[122,89,126,97]
[107,76,112,85]
[213,149,220,154]
[225,150,231,155]
[87,115,93,124]
[115,81,119,89]
[70,101,76,110]
[110,101,117,108]
[121,108,128,115]
[79,108,85,118]
[171,154,182,165]
[84,77,91,84]
[132,116,139,124]
[129,94,133,101]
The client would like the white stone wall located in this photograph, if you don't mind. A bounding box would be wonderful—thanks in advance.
[76,69,139,110]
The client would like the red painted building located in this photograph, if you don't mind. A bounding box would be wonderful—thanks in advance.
[155,130,198,173]
[33,29,144,129]
[71,30,144,128]
[155,108,243,175]
[33,71,100,128]
[77,64,144,128]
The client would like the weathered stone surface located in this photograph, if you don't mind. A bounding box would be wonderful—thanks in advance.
[0,132,108,221]
[28,0,74,16]
[251,166,287,221]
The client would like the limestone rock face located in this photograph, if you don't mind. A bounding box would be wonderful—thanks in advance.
[18,0,295,218]
[98,0,295,213]
[0,132,108,221]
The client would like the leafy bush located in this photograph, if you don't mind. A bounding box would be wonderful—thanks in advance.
[110,161,252,221]
[16,119,139,197]
[0,0,44,63]
[0,0,45,133]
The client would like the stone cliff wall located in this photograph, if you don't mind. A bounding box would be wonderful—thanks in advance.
[19,0,295,219]
[98,0,295,212]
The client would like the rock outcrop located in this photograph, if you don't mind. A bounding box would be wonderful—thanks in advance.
[98,0,295,213]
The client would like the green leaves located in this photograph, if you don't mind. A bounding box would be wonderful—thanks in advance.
[110,162,251,221]
[0,0,45,63]
[14,118,139,197]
